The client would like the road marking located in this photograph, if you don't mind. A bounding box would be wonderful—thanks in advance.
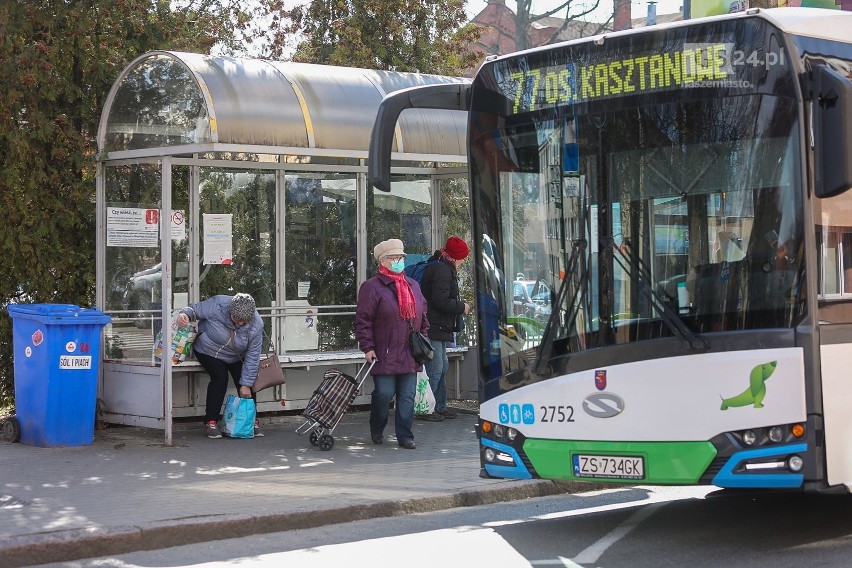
[573,502,665,564]
[529,557,584,566]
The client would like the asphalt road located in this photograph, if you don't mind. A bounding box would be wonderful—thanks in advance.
[30,485,852,568]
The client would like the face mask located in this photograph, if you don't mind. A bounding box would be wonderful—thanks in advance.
[389,259,405,273]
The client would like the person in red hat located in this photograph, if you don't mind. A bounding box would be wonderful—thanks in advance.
[418,236,471,421]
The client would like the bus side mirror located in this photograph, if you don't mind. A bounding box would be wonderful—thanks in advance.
[813,65,852,198]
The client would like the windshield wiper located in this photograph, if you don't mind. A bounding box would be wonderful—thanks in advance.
[534,238,588,376]
[607,240,709,351]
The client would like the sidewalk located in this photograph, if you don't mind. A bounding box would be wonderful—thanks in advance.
[1,408,598,567]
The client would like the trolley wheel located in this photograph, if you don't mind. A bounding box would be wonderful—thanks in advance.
[309,431,319,446]
[318,434,335,451]
[1,416,21,443]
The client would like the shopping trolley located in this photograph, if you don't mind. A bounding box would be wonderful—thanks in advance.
[295,360,375,451]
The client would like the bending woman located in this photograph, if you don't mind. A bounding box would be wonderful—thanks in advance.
[177,293,263,438]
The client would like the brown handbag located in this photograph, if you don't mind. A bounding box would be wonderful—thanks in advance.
[252,332,286,393]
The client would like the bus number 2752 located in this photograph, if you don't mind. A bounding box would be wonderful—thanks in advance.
[540,405,575,422]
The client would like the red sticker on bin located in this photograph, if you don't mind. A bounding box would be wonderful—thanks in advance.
[32,329,44,347]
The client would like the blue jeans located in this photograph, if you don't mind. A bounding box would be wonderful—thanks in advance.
[370,373,416,443]
[424,339,448,413]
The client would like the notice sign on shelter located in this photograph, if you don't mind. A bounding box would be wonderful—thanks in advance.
[107,208,159,247]
[203,213,233,265]
[107,208,186,247]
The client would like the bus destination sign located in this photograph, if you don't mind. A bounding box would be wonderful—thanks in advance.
[503,42,769,114]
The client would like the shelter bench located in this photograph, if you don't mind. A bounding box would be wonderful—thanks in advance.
[101,347,469,429]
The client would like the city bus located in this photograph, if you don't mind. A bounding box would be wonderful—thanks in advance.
[368,8,852,492]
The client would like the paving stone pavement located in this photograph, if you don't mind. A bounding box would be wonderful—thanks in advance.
[0,408,598,567]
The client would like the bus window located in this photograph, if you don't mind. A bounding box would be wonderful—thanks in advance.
[815,189,852,300]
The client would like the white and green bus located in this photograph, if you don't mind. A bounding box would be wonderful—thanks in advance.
[369,8,852,492]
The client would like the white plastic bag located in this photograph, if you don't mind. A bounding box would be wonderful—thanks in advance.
[414,370,436,415]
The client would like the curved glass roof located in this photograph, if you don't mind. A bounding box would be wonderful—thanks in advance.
[98,51,469,160]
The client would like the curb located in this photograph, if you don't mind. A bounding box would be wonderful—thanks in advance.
[1,479,607,567]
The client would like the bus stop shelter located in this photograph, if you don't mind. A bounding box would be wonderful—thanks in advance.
[95,51,472,444]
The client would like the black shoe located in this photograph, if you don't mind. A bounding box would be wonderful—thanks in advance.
[415,412,444,422]
[205,421,222,439]
[371,433,384,445]
[437,408,458,419]
[398,439,416,449]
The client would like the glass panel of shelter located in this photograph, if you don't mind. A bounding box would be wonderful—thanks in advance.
[103,162,192,363]
[285,172,357,352]
[105,54,210,153]
[438,174,474,347]
[196,167,276,345]
[103,162,461,362]
[367,176,432,277]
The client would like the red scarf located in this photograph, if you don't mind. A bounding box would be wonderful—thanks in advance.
[379,265,417,320]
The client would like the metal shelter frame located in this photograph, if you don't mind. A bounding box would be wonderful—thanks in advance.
[96,52,470,445]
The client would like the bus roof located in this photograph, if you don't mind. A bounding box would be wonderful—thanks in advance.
[484,8,851,65]
[759,7,852,43]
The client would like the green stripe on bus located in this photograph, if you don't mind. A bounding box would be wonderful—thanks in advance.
[524,439,717,484]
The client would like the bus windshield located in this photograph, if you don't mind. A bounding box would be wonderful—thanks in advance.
[471,91,805,372]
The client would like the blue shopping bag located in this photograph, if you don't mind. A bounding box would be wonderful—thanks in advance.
[222,394,255,439]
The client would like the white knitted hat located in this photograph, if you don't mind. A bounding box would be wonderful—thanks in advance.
[229,293,256,322]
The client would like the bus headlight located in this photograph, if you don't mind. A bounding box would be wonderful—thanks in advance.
[731,423,805,447]
[507,427,518,441]
[788,455,804,472]
[768,426,783,443]
[483,446,516,466]
[493,424,505,438]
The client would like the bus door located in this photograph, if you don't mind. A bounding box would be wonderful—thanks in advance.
[814,190,852,489]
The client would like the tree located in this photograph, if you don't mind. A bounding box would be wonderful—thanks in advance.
[0,0,265,408]
[517,0,608,51]
[269,0,482,75]
[476,0,611,55]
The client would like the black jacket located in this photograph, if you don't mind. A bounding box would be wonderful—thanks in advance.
[421,252,465,342]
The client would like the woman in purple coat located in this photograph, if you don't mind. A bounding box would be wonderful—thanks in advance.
[356,238,429,449]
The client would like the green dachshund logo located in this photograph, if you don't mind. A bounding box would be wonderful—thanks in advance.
[720,361,777,410]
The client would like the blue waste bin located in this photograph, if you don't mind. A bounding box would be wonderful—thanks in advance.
[7,304,112,447]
